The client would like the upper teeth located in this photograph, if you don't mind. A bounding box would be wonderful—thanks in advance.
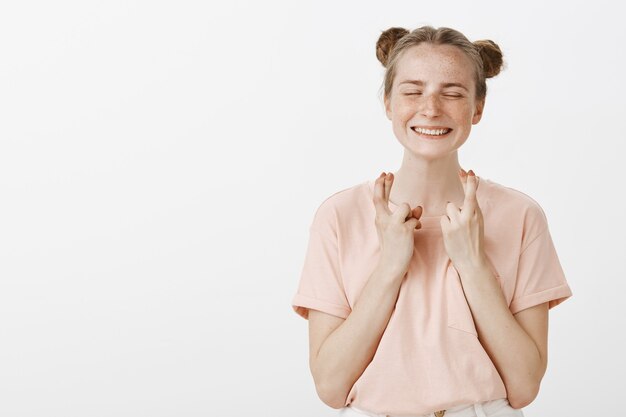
[413,127,450,135]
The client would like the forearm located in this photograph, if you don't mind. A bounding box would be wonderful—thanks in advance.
[458,260,543,407]
[313,264,403,407]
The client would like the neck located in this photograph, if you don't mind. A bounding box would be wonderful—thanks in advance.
[389,152,467,217]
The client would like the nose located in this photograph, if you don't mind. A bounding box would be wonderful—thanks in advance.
[419,94,442,117]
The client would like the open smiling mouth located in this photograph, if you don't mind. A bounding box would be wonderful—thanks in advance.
[411,127,453,139]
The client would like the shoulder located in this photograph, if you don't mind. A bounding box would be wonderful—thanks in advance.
[481,177,546,215]
[480,177,549,237]
[309,180,371,231]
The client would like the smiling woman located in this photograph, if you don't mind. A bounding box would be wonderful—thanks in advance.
[290,25,573,417]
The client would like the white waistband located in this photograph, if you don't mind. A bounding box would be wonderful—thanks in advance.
[343,398,513,417]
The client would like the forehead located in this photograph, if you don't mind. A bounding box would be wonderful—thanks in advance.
[395,43,475,85]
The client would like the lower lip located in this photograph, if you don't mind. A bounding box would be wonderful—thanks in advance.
[412,128,452,140]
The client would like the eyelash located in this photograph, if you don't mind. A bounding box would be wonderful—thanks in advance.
[405,93,462,98]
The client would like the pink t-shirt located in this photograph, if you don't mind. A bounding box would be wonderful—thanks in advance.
[291,176,573,416]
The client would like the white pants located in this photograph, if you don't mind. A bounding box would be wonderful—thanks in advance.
[338,398,524,417]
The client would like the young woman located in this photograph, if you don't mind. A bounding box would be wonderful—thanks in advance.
[291,25,573,417]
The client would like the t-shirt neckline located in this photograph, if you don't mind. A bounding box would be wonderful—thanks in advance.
[365,175,484,229]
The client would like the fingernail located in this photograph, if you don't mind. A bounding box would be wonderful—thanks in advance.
[468,170,475,176]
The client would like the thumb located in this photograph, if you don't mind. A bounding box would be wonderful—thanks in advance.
[412,205,423,218]
[406,217,420,230]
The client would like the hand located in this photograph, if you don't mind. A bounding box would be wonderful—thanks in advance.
[373,172,423,278]
[440,169,488,274]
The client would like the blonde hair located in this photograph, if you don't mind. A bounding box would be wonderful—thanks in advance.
[375,25,506,102]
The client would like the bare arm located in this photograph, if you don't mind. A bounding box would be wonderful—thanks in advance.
[444,169,548,409]
[308,172,421,409]
[459,261,548,409]
[309,264,404,408]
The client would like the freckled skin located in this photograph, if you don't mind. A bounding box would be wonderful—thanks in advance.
[384,43,484,159]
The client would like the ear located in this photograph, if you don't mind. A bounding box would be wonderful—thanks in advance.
[472,98,485,125]
[384,95,392,120]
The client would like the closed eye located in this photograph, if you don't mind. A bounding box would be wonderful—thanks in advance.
[404,93,463,98]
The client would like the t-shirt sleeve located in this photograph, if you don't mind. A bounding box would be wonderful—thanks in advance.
[291,199,351,321]
[509,203,573,315]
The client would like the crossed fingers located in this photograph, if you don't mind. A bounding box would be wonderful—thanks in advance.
[374,172,422,222]
[445,168,479,220]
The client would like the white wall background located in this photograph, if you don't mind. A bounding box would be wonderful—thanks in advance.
[0,0,623,416]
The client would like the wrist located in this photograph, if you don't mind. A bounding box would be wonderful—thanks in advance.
[375,259,407,283]
[456,254,491,278]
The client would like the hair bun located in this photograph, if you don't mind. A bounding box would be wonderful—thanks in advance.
[473,39,505,78]
[376,27,410,68]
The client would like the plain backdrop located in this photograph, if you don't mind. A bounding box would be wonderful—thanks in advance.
[0,1,624,416]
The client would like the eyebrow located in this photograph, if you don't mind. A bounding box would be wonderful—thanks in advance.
[398,80,468,91]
